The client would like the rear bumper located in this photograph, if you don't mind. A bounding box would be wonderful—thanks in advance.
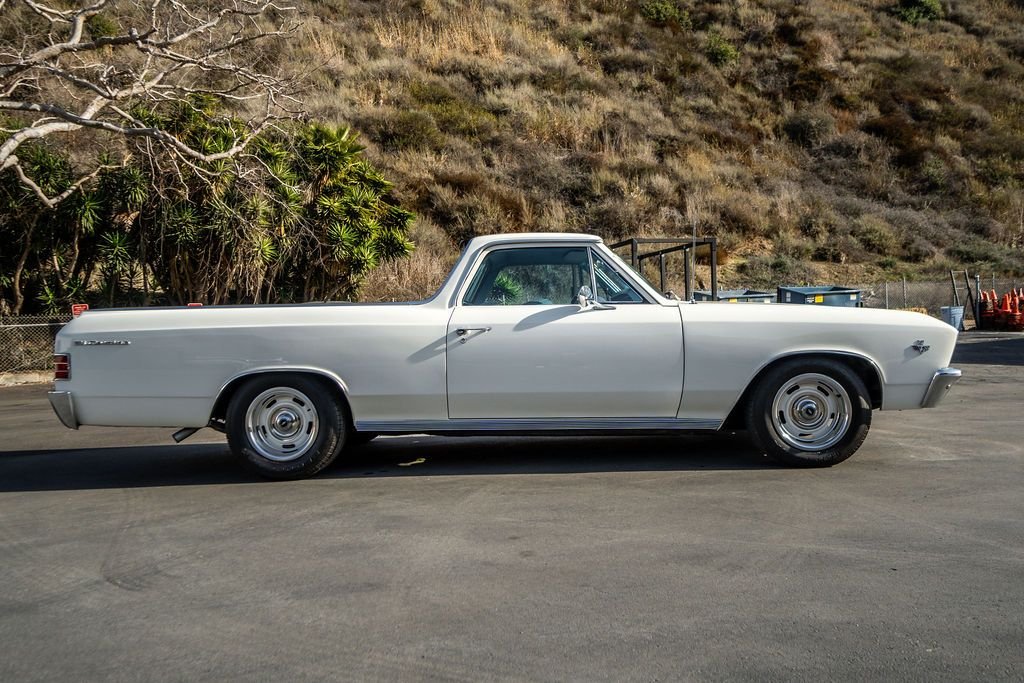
[48,390,79,429]
[920,367,962,408]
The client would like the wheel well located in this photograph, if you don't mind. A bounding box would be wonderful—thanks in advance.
[723,353,883,429]
[208,371,354,431]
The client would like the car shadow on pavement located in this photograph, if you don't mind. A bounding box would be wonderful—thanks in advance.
[0,433,776,491]
[953,334,1024,366]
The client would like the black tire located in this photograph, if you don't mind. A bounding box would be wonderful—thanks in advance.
[348,431,378,447]
[226,374,347,479]
[745,358,872,468]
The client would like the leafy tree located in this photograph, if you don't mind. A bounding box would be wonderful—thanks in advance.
[136,103,415,304]
[0,100,415,313]
[0,142,75,313]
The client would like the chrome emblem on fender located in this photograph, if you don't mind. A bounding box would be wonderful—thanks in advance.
[74,340,132,346]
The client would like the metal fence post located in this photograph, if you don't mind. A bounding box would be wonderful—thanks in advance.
[902,277,908,309]
[884,281,889,309]
[975,274,982,328]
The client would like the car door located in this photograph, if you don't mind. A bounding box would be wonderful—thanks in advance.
[446,244,684,419]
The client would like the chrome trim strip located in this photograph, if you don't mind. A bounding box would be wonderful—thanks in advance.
[920,367,962,408]
[356,417,722,433]
[73,339,131,346]
[47,390,78,429]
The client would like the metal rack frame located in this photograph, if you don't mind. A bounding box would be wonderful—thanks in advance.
[609,237,718,300]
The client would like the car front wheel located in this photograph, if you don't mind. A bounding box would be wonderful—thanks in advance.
[746,359,872,467]
[226,374,347,479]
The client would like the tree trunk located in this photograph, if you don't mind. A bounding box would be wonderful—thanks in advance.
[62,225,81,293]
[11,217,38,314]
[140,227,150,306]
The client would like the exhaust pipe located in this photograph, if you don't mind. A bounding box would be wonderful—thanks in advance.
[172,427,200,443]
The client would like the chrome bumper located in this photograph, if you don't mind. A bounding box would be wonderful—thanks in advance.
[47,390,78,429]
[920,368,962,408]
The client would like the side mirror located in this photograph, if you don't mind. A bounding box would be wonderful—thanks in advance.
[577,285,615,311]
[577,285,594,309]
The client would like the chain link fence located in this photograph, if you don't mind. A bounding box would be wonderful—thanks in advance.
[848,277,1020,325]
[0,315,71,377]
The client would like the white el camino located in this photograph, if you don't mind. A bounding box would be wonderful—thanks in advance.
[49,233,961,479]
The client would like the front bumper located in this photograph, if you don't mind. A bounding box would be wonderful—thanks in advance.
[47,390,78,429]
[920,367,962,408]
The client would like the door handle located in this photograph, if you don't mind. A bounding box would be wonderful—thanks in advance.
[455,327,491,343]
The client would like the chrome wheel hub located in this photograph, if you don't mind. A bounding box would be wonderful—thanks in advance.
[770,373,852,452]
[245,387,319,462]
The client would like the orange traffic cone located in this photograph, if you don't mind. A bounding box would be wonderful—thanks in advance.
[997,293,1012,330]
[1012,294,1024,331]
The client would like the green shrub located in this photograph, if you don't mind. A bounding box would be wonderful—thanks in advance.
[777,232,815,260]
[812,244,844,263]
[948,239,1000,265]
[918,154,948,191]
[409,81,497,138]
[705,31,739,67]
[783,110,836,148]
[425,101,497,137]
[640,1,692,29]
[893,0,943,25]
[85,14,119,39]
[853,215,899,255]
[409,81,454,106]
[375,110,443,151]
[904,236,936,262]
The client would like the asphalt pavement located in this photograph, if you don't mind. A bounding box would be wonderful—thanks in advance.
[1,333,1022,681]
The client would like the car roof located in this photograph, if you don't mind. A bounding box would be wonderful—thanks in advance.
[465,232,603,249]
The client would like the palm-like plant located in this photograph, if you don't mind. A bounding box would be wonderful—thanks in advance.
[1,100,415,312]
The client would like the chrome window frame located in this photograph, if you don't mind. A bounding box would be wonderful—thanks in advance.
[450,240,663,308]
[457,244,593,307]
[589,247,647,304]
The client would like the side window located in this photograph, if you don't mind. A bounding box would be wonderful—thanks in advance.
[592,250,645,303]
[463,247,590,305]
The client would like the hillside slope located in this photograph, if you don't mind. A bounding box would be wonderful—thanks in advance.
[258,1,1022,296]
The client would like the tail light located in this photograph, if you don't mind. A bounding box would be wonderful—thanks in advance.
[54,354,70,380]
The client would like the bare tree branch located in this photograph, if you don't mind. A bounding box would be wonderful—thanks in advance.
[0,0,303,204]
[1,155,112,207]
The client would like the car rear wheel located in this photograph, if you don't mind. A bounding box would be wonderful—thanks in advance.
[746,359,872,467]
[226,374,347,479]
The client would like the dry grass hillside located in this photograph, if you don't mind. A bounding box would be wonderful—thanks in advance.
[202,1,1024,296]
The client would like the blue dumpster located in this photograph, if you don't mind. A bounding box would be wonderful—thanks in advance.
[693,289,776,303]
[777,286,861,307]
